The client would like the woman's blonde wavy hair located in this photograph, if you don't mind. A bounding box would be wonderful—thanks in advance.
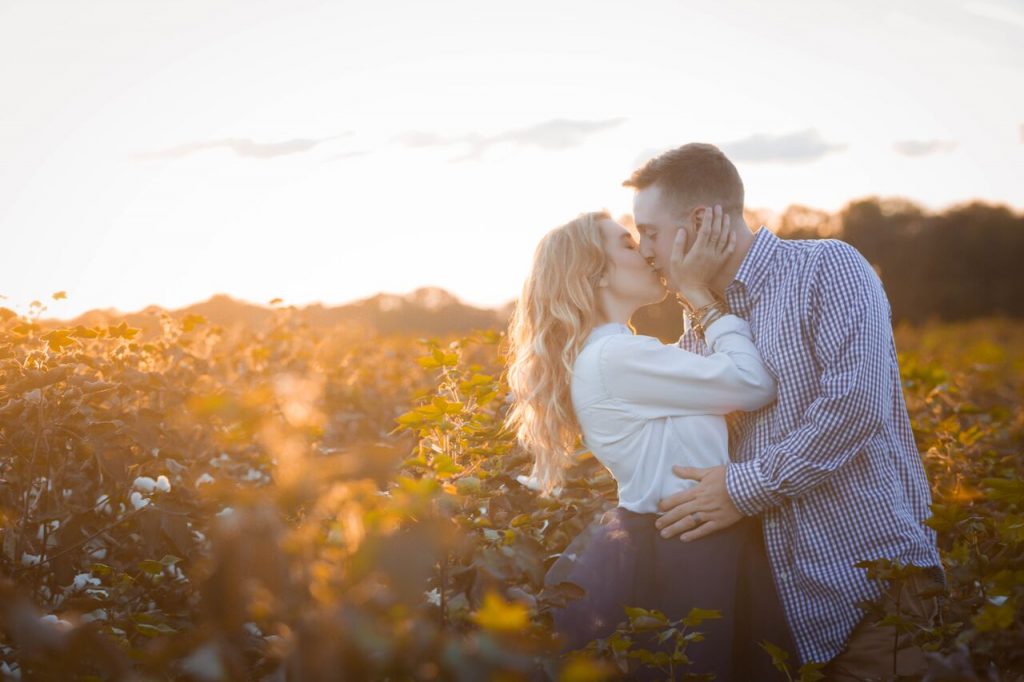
[505,210,612,493]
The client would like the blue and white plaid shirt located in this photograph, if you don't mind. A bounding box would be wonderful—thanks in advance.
[679,227,942,665]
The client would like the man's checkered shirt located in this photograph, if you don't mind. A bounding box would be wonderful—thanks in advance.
[678,227,942,665]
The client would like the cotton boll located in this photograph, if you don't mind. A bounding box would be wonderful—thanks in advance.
[155,475,171,493]
[81,609,108,623]
[67,572,101,592]
[210,453,231,469]
[195,473,215,487]
[21,553,41,567]
[180,644,225,682]
[39,614,72,631]
[130,491,151,510]
[35,520,60,541]
[132,476,157,493]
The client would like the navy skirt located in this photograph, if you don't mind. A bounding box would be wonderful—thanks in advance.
[545,508,796,681]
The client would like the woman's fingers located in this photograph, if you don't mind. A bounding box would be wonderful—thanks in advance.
[710,205,723,248]
[718,213,730,251]
[671,227,687,266]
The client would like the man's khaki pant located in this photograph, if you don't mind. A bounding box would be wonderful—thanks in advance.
[823,570,943,681]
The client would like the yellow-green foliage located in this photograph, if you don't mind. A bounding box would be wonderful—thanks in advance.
[0,307,1021,680]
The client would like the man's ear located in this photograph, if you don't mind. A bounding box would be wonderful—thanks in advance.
[687,205,708,233]
[597,275,609,288]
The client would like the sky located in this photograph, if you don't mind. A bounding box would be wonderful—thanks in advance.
[2,0,1022,319]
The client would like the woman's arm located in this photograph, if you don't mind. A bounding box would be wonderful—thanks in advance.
[598,319,776,418]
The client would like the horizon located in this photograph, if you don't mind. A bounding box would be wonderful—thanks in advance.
[16,285,516,324]
[7,192,1024,323]
[2,0,1022,320]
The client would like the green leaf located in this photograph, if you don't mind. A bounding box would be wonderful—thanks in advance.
[159,554,182,566]
[623,606,651,621]
[135,622,177,638]
[759,639,791,675]
[972,601,1015,632]
[454,476,482,495]
[798,662,827,682]
[656,627,678,645]
[682,607,722,627]
[138,559,164,575]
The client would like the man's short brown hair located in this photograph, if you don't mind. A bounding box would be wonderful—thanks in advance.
[623,143,744,215]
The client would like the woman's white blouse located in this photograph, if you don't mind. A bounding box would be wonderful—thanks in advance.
[570,315,777,514]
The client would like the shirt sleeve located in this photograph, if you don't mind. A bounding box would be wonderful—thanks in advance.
[726,241,894,516]
[599,314,777,418]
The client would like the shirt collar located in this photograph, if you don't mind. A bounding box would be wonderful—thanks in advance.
[585,322,632,345]
[730,226,780,295]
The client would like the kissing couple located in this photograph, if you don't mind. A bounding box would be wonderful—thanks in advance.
[505,143,945,681]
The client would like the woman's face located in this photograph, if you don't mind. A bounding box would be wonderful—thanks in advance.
[598,218,666,309]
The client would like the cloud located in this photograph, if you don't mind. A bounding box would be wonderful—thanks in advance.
[488,118,627,151]
[137,133,352,160]
[394,117,627,162]
[323,150,372,162]
[720,129,846,164]
[892,139,958,157]
[961,1,1024,30]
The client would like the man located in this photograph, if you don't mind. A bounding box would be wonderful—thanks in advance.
[625,143,944,679]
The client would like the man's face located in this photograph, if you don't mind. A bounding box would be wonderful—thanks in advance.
[633,184,694,291]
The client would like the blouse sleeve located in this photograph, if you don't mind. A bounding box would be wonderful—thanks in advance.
[599,315,777,418]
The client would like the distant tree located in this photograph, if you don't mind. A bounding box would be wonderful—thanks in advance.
[777,204,835,239]
[840,198,1024,323]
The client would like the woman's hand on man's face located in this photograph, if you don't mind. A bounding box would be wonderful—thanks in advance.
[670,204,735,301]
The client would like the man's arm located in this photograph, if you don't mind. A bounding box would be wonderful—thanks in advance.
[725,241,893,516]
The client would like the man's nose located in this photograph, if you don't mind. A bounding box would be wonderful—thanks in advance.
[639,239,654,261]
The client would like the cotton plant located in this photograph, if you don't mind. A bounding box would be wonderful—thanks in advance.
[129,474,173,509]
[66,572,101,593]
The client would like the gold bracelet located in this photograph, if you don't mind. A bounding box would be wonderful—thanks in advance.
[701,308,726,331]
[689,305,719,336]
[688,299,730,337]
[700,300,728,324]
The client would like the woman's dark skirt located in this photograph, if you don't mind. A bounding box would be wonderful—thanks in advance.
[545,507,796,681]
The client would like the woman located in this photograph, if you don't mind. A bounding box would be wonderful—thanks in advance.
[505,208,794,680]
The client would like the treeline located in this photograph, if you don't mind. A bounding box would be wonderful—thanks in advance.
[633,197,1024,340]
